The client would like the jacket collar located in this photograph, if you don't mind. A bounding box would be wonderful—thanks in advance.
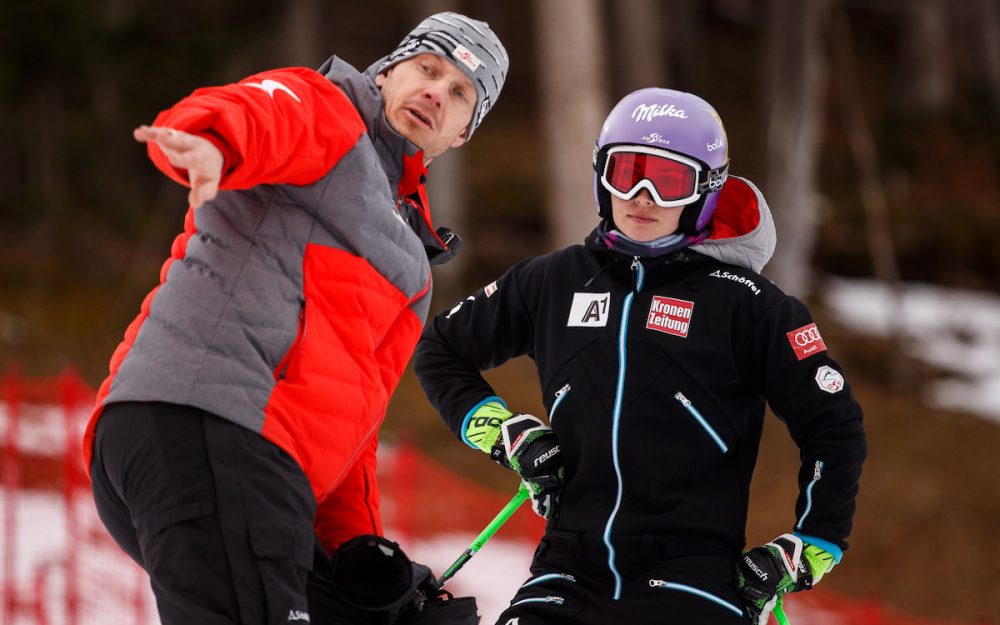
[583,176,776,275]
[316,56,460,266]
[317,55,424,196]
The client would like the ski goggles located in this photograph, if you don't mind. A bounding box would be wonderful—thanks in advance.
[598,145,730,208]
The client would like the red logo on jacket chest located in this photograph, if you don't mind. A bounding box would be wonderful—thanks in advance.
[646,296,694,338]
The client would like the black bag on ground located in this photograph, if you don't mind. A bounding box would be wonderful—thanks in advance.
[307,534,479,625]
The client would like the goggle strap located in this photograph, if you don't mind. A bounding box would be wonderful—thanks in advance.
[697,161,730,194]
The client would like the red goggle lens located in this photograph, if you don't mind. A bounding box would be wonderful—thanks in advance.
[605,152,698,201]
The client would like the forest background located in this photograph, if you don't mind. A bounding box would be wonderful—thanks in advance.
[0,0,998,622]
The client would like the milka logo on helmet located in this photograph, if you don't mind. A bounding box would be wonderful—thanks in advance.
[707,137,725,152]
[632,103,688,122]
[641,132,671,146]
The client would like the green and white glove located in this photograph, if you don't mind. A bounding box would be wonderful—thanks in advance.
[464,403,564,520]
[735,534,837,625]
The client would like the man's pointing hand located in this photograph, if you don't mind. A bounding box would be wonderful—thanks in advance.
[134,125,223,209]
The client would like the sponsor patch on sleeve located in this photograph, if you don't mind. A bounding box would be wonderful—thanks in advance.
[815,365,845,393]
[484,281,498,297]
[786,322,827,360]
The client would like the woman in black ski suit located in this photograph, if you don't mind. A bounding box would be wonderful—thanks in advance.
[414,88,867,625]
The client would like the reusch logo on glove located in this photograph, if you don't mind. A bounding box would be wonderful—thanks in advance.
[744,555,768,581]
[534,445,560,467]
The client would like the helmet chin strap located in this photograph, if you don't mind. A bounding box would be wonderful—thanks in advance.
[677,194,708,235]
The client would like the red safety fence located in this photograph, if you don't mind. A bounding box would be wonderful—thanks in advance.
[0,367,985,625]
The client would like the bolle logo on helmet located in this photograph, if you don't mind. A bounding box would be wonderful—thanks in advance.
[707,138,725,152]
[632,103,688,122]
[786,323,828,360]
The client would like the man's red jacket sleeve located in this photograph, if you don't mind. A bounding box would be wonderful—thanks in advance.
[147,67,366,190]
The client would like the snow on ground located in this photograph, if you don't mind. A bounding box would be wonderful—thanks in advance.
[823,277,1000,422]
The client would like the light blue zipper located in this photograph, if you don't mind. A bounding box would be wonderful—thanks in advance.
[648,580,743,617]
[510,596,565,607]
[796,460,824,529]
[549,384,572,423]
[673,391,728,453]
[521,572,576,588]
[602,257,644,601]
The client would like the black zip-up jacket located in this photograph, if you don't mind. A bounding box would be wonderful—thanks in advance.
[414,177,866,565]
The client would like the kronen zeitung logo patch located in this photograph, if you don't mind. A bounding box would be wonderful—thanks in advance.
[646,296,694,337]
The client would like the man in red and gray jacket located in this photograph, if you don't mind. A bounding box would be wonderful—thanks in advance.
[83,13,507,625]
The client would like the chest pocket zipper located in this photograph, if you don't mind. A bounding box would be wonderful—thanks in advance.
[648,580,743,617]
[673,391,729,453]
[549,384,572,424]
[511,596,565,607]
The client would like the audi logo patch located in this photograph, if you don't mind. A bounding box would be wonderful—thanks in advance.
[786,322,827,360]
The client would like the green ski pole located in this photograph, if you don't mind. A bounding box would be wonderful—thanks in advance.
[773,596,791,625]
[438,483,530,587]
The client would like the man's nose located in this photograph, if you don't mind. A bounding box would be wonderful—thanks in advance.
[422,81,446,108]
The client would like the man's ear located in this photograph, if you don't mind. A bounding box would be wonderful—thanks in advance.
[374,69,390,88]
[449,128,469,149]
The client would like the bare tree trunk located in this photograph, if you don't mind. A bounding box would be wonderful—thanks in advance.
[975,0,1000,106]
[830,4,907,386]
[899,0,952,113]
[669,0,707,91]
[283,0,323,66]
[23,81,67,207]
[536,0,607,249]
[613,0,668,93]
[762,0,831,297]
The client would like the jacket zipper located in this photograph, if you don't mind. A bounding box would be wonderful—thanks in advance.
[648,580,744,617]
[673,391,729,453]
[511,596,565,607]
[549,384,572,423]
[602,256,644,601]
[521,572,576,588]
[796,460,824,529]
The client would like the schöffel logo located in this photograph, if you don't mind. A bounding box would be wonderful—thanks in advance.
[646,296,694,338]
[786,323,827,360]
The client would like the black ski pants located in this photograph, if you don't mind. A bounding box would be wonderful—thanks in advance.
[495,531,749,625]
[90,401,316,625]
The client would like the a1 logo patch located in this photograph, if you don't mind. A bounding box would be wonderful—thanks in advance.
[787,322,827,360]
[646,296,694,338]
[567,292,611,327]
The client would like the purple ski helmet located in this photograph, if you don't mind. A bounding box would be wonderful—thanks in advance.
[592,88,730,235]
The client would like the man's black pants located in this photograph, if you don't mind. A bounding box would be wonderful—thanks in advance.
[90,402,316,625]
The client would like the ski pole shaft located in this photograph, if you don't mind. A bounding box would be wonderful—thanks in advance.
[438,484,530,586]
[774,596,791,625]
